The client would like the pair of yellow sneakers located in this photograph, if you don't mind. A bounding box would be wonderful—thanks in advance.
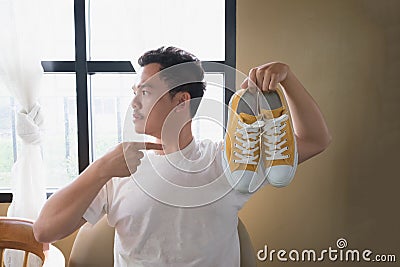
[223,85,298,193]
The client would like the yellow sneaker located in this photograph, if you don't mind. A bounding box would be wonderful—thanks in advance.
[248,85,298,192]
[223,89,265,194]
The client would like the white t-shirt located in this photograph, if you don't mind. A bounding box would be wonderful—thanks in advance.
[83,139,266,267]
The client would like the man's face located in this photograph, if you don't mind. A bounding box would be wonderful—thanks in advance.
[131,63,184,138]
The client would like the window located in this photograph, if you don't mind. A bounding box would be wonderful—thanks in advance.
[39,0,75,60]
[0,0,236,201]
[0,75,78,191]
[0,93,14,190]
[89,0,225,61]
[40,75,78,189]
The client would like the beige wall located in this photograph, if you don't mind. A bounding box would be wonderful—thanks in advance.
[237,0,400,266]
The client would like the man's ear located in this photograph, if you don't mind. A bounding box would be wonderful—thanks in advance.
[175,91,191,112]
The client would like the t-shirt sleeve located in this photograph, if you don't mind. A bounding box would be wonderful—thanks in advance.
[82,182,110,225]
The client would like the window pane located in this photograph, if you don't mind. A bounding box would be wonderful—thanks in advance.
[0,92,14,189]
[90,73,224,161]
[193,74,224,142]
[39,0,75,60]
[41,74,78,189]
[0,75,78,190]
[91,74,137,160]
[89,0,225,62]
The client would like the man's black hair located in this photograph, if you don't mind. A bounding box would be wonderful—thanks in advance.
[138,46,206,118]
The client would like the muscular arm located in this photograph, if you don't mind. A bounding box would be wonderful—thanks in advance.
[33,141,154,243]
[280,69,332,164]
[33,160,108,243]
[244,62,332,165]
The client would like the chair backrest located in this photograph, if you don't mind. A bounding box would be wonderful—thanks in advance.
[0,217,45,267]
[69,216,256,267]
[237,218,257,267]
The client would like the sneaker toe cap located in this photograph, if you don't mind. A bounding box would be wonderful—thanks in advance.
[266,166,295,187]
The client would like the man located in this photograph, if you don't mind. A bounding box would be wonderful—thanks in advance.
[34,46,331,266]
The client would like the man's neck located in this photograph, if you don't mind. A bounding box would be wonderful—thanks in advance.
[155,124,193,155]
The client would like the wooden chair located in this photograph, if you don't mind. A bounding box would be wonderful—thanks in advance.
[0,217,45,266]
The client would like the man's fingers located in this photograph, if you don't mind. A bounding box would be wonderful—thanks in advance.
[269,73,279,90]
[132,142,163,151]
[255,68,265,90]
[240,78,248,89]
[143,142,163,150]
[262,72,271,92]
[248,68,257,89]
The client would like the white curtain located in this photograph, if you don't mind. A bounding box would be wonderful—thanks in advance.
[0,0,46,266]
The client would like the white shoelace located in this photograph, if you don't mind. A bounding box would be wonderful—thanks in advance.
[233,119,264,164]
[262,114,290,160]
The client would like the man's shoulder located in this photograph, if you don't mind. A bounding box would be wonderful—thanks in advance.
[196,138,224,152]
[105,177,131,191]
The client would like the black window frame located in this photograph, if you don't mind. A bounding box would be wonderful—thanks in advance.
[0,0,236,203]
